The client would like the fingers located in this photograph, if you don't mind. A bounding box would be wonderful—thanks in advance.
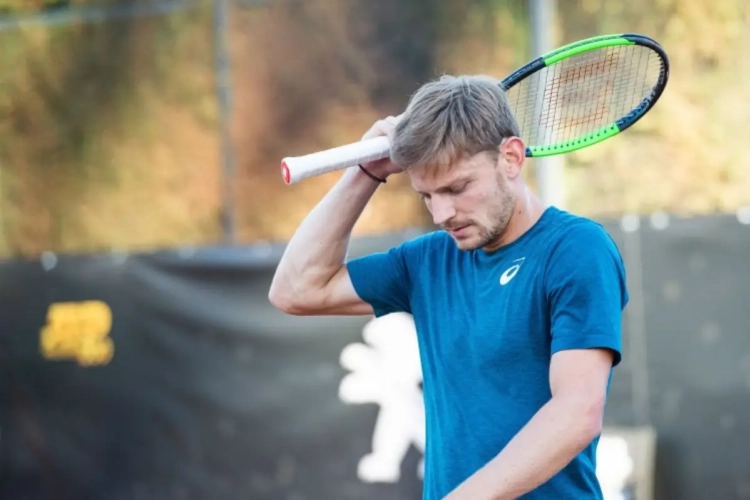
[384,114,401,125]
[361,115,401,141]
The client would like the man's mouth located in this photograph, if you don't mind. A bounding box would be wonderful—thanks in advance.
[446,224,471,236]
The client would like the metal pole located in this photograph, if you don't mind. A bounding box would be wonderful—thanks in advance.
[529,0,566,209]
[214,0,236,244]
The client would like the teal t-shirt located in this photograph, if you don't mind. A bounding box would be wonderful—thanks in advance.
[346,207,628,499]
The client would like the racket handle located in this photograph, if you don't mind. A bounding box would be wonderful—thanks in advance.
[280,136,391,185]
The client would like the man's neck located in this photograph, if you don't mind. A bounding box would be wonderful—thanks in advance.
[484,186,546,252]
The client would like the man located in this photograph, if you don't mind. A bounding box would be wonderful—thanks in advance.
[269,74,629,499]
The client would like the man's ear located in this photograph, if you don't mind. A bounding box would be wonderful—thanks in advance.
[499,137,526,179]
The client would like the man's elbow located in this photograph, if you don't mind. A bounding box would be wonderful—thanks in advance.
[582,414,604,444]
[577,398,605,443]
[556,393,605,447]
[268,288,303,315]
[268,289,295,314]
[268,277,301,314]
[268,281,319,316]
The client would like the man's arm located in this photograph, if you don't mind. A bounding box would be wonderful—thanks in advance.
[268,165,380,316]
[268,116,403,316]
[443,348,614,500]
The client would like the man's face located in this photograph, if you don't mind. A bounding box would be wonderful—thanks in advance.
[409,149,517,251]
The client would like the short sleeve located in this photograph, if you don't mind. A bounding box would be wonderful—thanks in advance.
[545,221,629,367]
[346,237,425,317]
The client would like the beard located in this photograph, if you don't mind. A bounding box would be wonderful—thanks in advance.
[454,181,516,251]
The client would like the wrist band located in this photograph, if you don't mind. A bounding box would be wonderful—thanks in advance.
[358,164,386,184]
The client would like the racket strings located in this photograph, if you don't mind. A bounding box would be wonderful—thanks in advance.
[507,45,663,146]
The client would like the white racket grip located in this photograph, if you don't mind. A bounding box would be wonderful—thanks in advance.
[280,136,391,185]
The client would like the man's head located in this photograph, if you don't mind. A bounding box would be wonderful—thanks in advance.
[390,74,527,251]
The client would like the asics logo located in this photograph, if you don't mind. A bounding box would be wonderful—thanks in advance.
[499,258,526,286]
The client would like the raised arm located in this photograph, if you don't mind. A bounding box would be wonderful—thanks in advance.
[268,116,403,316]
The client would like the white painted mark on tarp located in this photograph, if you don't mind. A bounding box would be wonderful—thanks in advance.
[338,312,425,483]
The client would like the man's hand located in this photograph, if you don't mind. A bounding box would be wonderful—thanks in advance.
[359,114,405,181]
[442,348,614,500]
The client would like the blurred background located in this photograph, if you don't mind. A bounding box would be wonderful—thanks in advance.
[0,0,748,499]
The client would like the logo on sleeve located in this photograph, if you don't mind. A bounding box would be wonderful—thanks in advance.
[499,257,526,286]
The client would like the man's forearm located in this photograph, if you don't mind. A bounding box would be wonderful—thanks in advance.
[444,395,603,500]
[270,167,381,300]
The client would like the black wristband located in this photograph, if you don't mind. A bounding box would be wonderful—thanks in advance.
[358,164,386,184]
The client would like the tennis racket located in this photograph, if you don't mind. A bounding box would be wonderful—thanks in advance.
[280,33,670,185]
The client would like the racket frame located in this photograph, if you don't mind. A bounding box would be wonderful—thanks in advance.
[502,33,670,158]
[280,33,670,184]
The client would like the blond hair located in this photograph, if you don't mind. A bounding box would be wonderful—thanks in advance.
[391,74,521,171]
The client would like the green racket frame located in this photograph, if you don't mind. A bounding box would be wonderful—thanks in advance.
[500,33,670,158]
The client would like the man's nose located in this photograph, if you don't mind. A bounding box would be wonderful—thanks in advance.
[431,196,456,226]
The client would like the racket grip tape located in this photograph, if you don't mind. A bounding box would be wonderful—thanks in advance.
[280,136,391,185]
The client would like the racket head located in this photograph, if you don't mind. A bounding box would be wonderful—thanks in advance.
[501,33,670,157]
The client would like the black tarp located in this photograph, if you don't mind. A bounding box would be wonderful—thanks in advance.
[0,214,749,499]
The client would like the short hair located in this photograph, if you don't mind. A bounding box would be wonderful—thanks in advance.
[391,74,521,171]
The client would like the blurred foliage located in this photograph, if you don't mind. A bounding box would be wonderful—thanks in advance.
[0,0,66,13]
[0,1,220,257]
[557,0,750,217]
[0,0,100,14]
[0,0,748,258]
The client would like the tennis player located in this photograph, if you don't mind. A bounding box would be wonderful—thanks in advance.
[269,74,629,500]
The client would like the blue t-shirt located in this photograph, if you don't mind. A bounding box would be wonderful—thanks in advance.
[346,206,628,499]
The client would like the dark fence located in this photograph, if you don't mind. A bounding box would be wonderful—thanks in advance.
[1,213,749,499]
